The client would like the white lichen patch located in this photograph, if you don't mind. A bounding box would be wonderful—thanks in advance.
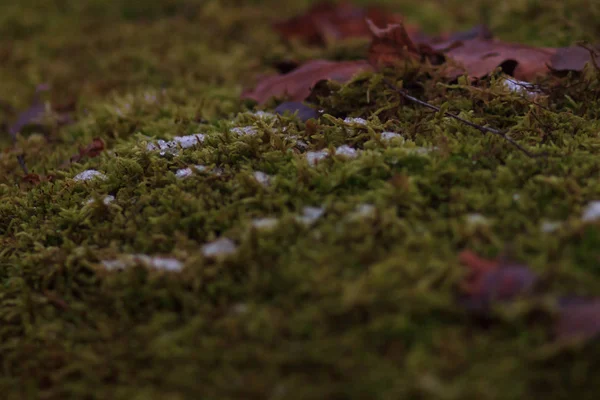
[175,165,208,179]
[582,201,600,222]
[231,126,258,136]
[251,217,279,230]
[343,117,368,125]
[102,254,183,272]
[334,145,358,159]
[85,195,115,206]
[253,171,272,187]
[73,169,108,182]
[146,134,205,155]
[251,111,276,119]
[349,203,376,220]
[306,149,329,166]
[503,77,540,97]
[466,213,489,226]
[541,220,562,233]
[296,206,325,226]
[380,131,404,143]
[201,237,238,258]
[402,146,438,156]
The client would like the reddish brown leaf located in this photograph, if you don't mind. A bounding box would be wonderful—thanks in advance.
[242,59,372,105]
[273,1,413,46]
[367,20,423,68]
[369,22,600,80]
[60,137,105,168]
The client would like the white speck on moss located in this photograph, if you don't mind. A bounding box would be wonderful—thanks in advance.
[344,117,367,125]
[102,255,183,271]
[306,150,329,166]
[251,217,279,230]
[85,195,115,206]
[251,111,276,119]
[296,140,309,151]
[380,132,404,142]
[334,145,358,158]
[582,201,600,222]
[253,171,272,187]
[513,193,521,201]
[202,238,237,258]
[296,206,325,226]
[350,204,376,219]
[541,220,562,233]
[466,213,488,226]
[146,134,205,155]
[503,77,538,97]
[231,126,258,136]
[74,169,107,182]
[175,165,208,179]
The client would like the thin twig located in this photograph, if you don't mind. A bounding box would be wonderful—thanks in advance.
[384,79,544,158]
[16,154,29,175]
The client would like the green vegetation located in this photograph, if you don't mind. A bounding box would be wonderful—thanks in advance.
[1,0,600,398]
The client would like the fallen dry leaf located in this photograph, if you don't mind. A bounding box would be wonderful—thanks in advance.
[242,59,373,105]
[273,1,412,46]
[60,137,105,168]
[369,21,600,80]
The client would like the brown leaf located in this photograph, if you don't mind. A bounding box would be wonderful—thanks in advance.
[273,1,412,46]
[242,59,372,105]
[367,20,423,68]
[60,137,105,168]
[369,22,600,80]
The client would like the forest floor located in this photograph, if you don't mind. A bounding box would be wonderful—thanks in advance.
[1,0,600,399]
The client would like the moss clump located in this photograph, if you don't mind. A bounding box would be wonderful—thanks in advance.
[1,0,600,399]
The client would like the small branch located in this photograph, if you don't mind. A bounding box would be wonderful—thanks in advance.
[16,154,29,175]
[384,79,544,158]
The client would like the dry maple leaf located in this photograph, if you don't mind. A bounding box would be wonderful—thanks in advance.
[273,1,414,46]
[242,59,373,105]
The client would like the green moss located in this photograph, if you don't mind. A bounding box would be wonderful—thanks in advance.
[1,0,600,399]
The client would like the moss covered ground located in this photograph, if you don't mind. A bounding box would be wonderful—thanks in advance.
[1,0,600,398]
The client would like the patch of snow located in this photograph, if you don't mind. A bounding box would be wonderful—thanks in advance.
[582,201,600,222]
[253,171,272,187]
[202,238,238,258]
[343,117,368,126]
[334,145,358,158]
[102,254,183,271]
[73,169,107,182]
[231,126,258,136]
[251,217,279,230]
[296,206,325,226]
[380,131,404,142]
[541,221,562,233]
[306,149,329,166]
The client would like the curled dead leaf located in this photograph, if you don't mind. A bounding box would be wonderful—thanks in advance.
[242,59,372,105]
